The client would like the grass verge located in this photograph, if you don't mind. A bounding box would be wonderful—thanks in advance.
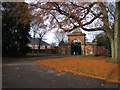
[27,53,60,57]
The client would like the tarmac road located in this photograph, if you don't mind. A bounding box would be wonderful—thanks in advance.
[2,55,119,88]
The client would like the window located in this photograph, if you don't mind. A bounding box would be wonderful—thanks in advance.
[89,48,93,54]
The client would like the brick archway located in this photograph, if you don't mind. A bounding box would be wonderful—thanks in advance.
[67,31,86,55]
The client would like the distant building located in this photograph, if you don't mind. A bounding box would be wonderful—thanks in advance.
[28,38,52,50]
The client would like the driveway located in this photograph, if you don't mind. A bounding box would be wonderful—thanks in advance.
[2,55,119,88]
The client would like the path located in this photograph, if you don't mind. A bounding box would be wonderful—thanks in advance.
[2,55,119,88]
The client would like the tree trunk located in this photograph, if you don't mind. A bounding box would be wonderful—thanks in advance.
[111,40,115,60]
[113,2,120,62]
[111,39,120,63]
[106,2,120,63]
[32,33,36,53]
[38,38,42,53]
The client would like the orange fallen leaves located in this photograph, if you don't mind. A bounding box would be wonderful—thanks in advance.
[34,56,120,83]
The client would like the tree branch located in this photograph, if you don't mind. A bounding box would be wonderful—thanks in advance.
[82,27,104,31]
[82,12,102,26]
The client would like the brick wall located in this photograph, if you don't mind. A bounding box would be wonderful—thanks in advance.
[69,36,85,44]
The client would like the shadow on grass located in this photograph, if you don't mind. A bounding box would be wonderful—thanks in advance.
[76,55,111,58]
[76,55,95,58]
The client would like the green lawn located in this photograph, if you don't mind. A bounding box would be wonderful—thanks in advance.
[76,55,95,58]
[27,53,60,57]
[76,55,109,58]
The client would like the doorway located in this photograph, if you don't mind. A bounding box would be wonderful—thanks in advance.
[71,39,81,55]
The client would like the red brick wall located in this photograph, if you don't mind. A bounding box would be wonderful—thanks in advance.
[85,45,110,56]
[97,47,110,56]
[69,36,85,44]
[59,44,71,55]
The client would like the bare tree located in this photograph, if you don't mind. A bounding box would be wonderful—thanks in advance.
[31,21,48,53]
[54,30,68,46]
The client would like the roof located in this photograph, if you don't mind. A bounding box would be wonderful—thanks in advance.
[67,31,86,36]
[86,42,97,45]
[28,38,51,46]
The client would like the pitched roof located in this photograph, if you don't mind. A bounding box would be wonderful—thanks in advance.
[86,42,97,45]
[28,38,51,46]
[67,31,86,36]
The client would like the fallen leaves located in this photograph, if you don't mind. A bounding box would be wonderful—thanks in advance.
[34,56,120,83]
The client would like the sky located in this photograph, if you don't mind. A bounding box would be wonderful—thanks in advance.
[30,31,58,44]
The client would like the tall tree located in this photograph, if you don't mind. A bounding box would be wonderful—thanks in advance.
[113,2,120,62]
[30,2,120,62]
[94,33,111,49]
[2,2,32,57]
